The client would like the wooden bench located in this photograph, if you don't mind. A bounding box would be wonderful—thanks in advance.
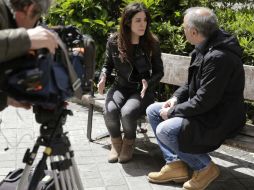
[82,53,254,152]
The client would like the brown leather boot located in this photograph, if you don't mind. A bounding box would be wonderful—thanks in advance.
[118,138,135,163]
[148,160,189,183]
[183,162,220,190]
[108,137,122,163]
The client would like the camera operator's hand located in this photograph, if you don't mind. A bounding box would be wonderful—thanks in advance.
[97,76,106,95]
[7,97,31,110]
[27,26,58,54]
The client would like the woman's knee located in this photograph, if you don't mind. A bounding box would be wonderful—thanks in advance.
[103,105,120,120]
[103,108,121,129]
[121,102,141,121]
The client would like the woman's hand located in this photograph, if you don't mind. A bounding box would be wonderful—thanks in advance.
[97,76,106,95]
[140,79,148,98]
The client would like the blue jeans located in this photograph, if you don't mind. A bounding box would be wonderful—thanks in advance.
[146,102,211,170]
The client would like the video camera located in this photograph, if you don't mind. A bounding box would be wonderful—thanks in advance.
[0,26,91,190]
[0,25,90,110]
[51,25,84,49]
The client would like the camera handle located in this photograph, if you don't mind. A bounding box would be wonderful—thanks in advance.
[16,107,84,190]
[55,35,83,99]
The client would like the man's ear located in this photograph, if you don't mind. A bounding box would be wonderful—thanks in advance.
[191,28,198,36]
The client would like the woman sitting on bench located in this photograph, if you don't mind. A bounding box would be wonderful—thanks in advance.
[97,2,163,163]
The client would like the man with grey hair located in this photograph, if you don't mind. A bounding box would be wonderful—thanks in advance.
[146,7,245,190]
[0,0,58,111]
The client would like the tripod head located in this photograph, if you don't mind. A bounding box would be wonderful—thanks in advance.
[33,102,73,147]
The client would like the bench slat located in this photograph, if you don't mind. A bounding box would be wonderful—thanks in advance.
[243,65,254,100]
[161,53,254,100]
[239,124,254,137]
[225,135,254,152]
[160,53,190,86]
[82,94,105,108]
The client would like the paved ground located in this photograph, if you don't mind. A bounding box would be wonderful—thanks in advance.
[0,102,254,190]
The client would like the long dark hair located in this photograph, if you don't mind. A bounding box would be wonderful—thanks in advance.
[117,2,158,63]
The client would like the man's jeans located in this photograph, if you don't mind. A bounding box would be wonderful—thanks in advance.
[146,102,211,170]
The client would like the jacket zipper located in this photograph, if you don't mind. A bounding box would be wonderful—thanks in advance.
[127,61,139,84]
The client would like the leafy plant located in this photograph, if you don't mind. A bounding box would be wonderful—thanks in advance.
[46,0,254,68]
[46,0,119,69]
[216,8,254,65]
[152,21,189,55]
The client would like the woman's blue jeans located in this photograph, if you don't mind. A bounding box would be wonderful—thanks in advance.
[146,102,211,170]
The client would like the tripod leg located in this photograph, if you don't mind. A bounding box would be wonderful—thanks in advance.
[67,150,84,190]
[50,156,61,190]
[71,158,84,190]
[65,171,73,190]
[57,156,68,190]
[59,171,67,190]
[16,164,31,190]
[17,144,40,190]
[62,162,72,190]
[65,153,79,190]
[68,168,78,190]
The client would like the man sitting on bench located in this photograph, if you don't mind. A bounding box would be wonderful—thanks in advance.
[146,7,246,190]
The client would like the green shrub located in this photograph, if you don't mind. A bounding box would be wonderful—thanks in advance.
[216,8,254,65]
[152,21,189,55]
[46,0,254,67]
[46,0,119,69]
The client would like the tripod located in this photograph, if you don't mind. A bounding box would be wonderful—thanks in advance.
[16,104,84,190]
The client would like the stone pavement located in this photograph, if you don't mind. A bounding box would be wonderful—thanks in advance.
[0,102,254,190]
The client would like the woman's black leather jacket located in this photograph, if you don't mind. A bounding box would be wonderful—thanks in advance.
[101,36,164,91]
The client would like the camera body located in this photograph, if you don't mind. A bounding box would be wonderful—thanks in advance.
[0,25,87,109]
[51,25,84,49]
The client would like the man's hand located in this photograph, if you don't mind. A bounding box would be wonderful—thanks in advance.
[160,96,177,120]
[7,97,31,110]
[97,76,106,95]
[162,96,178,108]
[27,26,58,54]
[159,107,170,120]
[140,79,148,99]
